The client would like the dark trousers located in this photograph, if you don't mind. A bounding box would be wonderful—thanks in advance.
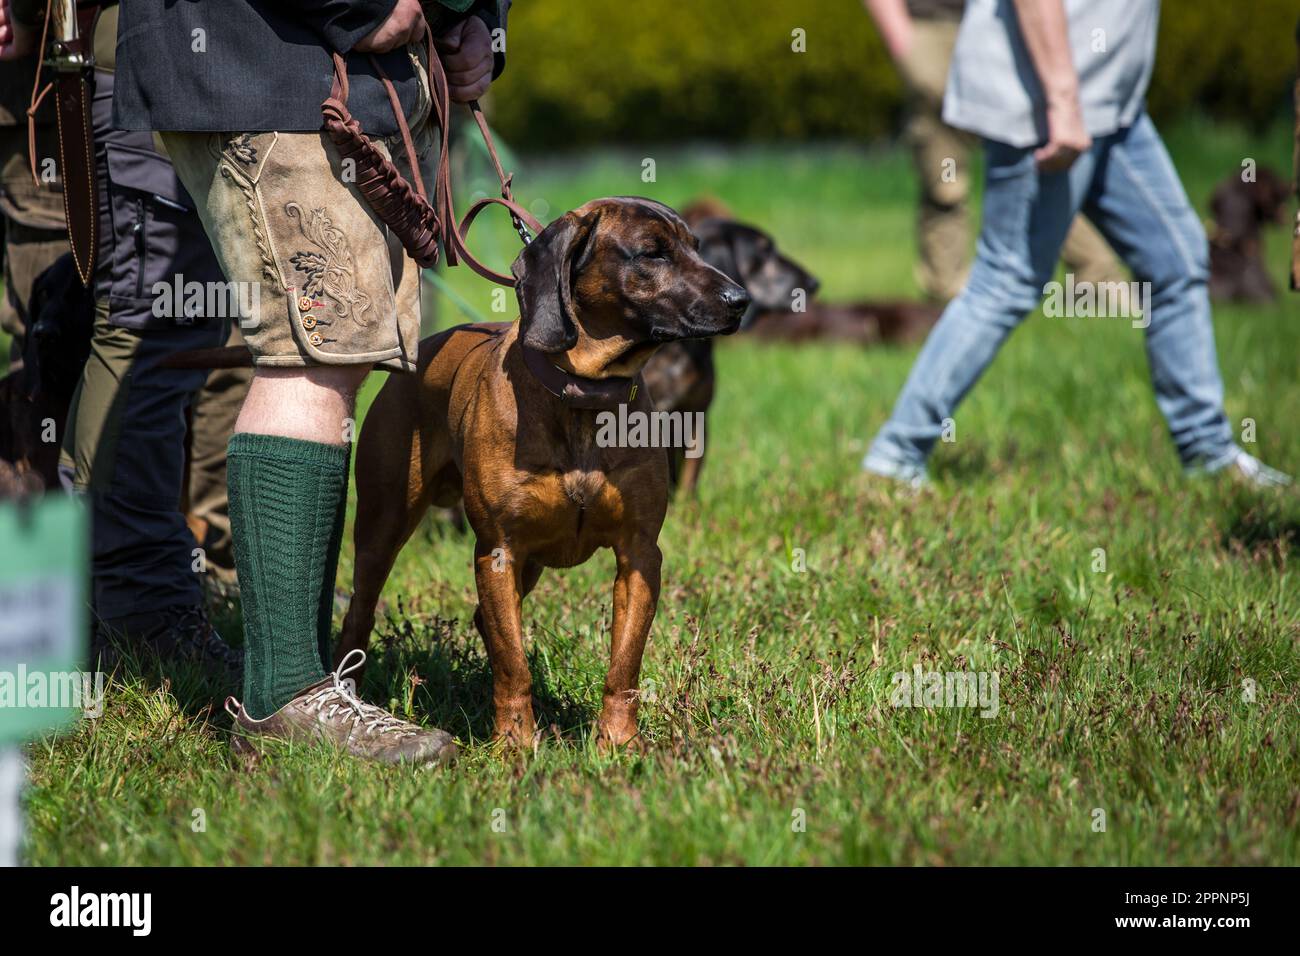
[60,307,225,620]
[57,16,233,622]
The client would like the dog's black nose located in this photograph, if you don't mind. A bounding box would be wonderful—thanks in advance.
[805,276,821,297]
[720,284,751,315]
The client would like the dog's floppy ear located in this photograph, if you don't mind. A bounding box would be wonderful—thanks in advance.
[512,211,594,353]
[691,219,738,282]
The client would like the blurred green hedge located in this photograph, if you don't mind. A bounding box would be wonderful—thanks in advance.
[488,0,1297,149]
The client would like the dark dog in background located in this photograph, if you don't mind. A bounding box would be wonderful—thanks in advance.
[642,199,943,497]
[0,253,95,489]
[641,200,818,496]
[1208,165,1290,304]
[747,299,941,346]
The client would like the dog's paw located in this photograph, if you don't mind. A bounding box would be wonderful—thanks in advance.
[595,723,646,755]
[492,707,538,753]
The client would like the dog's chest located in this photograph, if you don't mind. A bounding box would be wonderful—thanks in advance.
[559,427,606,509]
[505,421,633,566]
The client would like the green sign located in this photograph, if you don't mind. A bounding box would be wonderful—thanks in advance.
[0,496,89,743]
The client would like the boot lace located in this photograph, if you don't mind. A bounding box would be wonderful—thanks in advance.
[301,649,419,737]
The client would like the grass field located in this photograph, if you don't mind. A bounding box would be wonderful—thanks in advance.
[22,117,1300,866]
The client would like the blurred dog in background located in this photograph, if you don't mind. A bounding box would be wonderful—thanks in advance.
[643,199,944,497]
[747,298,941,346]
[1208,165,1290,304]
[641,200,818,496]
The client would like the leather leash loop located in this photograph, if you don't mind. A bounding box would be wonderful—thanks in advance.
[321,28,538,286]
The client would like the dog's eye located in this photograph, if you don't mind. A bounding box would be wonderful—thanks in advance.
[636,249,669,262]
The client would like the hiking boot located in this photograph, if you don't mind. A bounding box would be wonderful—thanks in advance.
[861,450,930,490]
[94,603,243,685]
[1222,451,1292,489]
[226,649,457,768]
[1188,447,1292,489]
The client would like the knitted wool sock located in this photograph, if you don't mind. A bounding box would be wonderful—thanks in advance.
[227,433,349,719]
[316,462,350,670]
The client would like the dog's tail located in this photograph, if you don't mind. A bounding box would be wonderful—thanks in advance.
[158,346,255,370]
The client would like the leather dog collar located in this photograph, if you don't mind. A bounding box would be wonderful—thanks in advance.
[520,344,636,411]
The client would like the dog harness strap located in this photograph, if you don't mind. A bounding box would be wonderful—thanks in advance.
[520,344,635,410]
[320,30,542,287]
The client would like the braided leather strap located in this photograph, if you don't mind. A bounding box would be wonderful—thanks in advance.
[320,30,542,286]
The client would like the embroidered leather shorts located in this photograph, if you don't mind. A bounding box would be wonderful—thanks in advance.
[160,67,434,372]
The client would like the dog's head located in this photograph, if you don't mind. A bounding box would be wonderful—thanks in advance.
[690,217,819,327]
[1211,166,1292,240]
[511,197,749,376]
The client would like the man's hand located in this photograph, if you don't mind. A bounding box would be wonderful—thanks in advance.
[354,0,426,54]
[1011,0,1090,172]
[1035,94,1091,172]
[0,0,38,61]
[862,0,914,66]
[435,16,494,103]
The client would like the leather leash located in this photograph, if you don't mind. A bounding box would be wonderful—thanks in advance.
[322,25,543,287]
[161,28,623,403]
[323,34,641,406]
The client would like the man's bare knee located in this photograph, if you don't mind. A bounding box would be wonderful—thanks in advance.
[237,364,371,442]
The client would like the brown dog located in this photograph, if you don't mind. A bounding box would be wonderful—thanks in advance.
[335,198,749,749]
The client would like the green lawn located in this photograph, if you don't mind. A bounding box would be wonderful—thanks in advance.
[23,117,1300,865]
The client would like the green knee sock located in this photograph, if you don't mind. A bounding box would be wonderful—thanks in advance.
[317,463,350,671]
[227,433,350,719]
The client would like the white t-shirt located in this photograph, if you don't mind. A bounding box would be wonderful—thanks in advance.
[942,0,1160,148]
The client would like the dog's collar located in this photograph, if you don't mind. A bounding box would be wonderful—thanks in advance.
[520,344,636,410]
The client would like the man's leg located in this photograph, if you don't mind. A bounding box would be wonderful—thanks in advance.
[0,221,68,354]
[1080,113,1284,482]
[225,364,362,719]
[185,321,253,583]
[0,125,69,358]
[912,120,973,303]
[161,112,456,765]
[69,30,243,677]
[901,18,973,302]
[61,304,237,672]
[1060,214,1126,288]
[865,141,1098,480]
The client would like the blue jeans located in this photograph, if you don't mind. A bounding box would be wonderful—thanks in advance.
[868,112,1235,472]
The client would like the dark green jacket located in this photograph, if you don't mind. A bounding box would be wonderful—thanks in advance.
[112,0,509,135]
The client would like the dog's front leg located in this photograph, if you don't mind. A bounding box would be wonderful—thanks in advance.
[473,543,536,746]
[598,535,662,751]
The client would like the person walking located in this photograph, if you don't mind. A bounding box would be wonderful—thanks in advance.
[863,0,1291,489]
